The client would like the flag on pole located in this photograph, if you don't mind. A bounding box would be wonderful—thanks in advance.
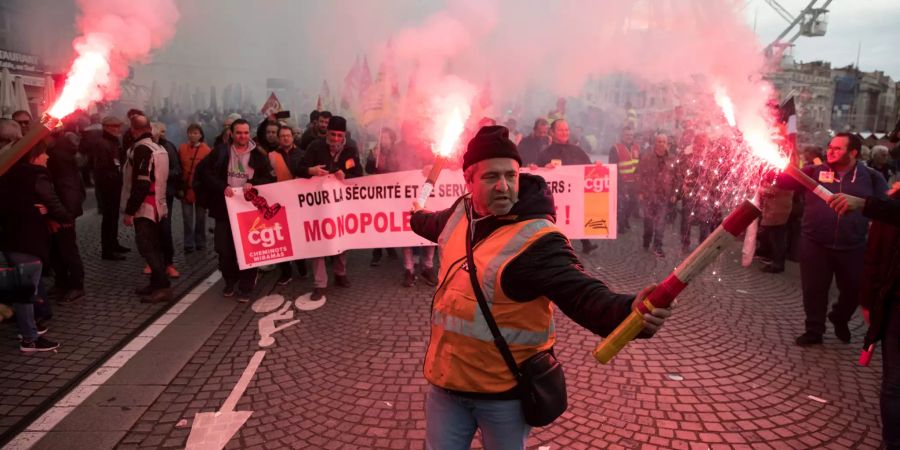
[358,56,372,100]
[778,96,798,166]
[260,92,283,116]
[359,62,393,127]
[341,56,361,112]
[319,80,332,110]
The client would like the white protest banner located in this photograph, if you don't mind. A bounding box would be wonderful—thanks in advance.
[226,165,617,269]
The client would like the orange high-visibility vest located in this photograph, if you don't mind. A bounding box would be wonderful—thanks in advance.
[425,199,558,393]
[615,143,639,183]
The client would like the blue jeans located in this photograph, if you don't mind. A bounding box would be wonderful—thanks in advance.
[426,385,530,450]
[4,252,51,341]
[181,201,207,250]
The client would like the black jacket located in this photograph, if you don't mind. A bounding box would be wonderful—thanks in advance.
[255,119,280,152]
[860,193,900,349]
[517,135,550,166]
[48,132,87,218]
[194,142,276,220]
[159,138,182,197]
[297,139,363,179]
[536,143,591,167]
[299,127,323,151]
[777,162,887,249]
[82,130,122,188]
[411,173,636,337]
[0,163,73,262]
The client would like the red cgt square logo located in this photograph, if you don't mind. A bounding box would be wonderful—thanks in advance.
[584,165,611,193]
[237,208,293,266]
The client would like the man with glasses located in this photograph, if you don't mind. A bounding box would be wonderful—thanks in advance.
[778,133,889,346]
[12,110,31,134]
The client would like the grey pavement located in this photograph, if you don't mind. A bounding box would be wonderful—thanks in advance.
[7,223,887,449]
[0,192,219,445]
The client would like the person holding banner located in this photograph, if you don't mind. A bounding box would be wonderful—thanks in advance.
[297,116,362,300]
[410,125,671,449]
[196,119,275,301]
[271,125,307,285]
[535,119,597,255]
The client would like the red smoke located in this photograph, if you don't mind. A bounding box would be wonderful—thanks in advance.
[49,0,179,118]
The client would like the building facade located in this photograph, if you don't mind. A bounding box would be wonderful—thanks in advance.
[766,61,835,147]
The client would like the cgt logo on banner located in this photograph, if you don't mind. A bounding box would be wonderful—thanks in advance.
[583,165,612,236]
[238,208,294,266]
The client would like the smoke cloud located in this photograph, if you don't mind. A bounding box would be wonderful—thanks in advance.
[104,0,777,157]
[50,0,180,117]
[129,1,771,112]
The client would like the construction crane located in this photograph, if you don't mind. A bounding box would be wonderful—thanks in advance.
[762,0,834,65]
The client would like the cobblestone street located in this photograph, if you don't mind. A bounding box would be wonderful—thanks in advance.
[0,195,219,444]
[4,215,883,449]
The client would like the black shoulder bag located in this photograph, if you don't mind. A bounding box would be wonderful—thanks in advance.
[465,219,567,427]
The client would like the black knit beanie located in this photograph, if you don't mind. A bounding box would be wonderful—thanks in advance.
[463,125,521,170]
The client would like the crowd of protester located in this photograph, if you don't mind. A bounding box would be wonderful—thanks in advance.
[0,103,897,363]
[1,99,900,447]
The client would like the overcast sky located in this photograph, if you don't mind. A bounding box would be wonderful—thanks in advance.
[746,0,900,79]
[24,0,900,91]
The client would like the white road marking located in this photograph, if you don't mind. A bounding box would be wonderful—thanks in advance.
[185,351,266,450]
[294,292,327,311]
[221,350,266,413]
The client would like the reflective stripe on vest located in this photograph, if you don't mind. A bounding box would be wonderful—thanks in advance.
[615,143,639,184]
[432,218,557,346]
[615,144,639,173]
[426,200,559,392]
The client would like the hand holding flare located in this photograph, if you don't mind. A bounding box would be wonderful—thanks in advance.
[593,200,761,363]
[415,107,465,210]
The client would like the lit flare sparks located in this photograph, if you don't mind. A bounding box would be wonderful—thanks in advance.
[435,107,465,157]
[714,87,788,169]
[714,86,736,127]
[48,40,113,119]
[417,105,468,209]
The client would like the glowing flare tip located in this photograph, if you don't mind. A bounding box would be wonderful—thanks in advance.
[436,107,465,157]
[48,48,112,119]
[714,86,736,127]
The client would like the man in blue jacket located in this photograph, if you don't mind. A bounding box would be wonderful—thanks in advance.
[779,133,888,346]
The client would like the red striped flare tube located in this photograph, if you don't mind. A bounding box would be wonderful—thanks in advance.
[592,200,761,364]
[782,164,833,202]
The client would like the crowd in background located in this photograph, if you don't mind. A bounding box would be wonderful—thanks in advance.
[1,97,900,355]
